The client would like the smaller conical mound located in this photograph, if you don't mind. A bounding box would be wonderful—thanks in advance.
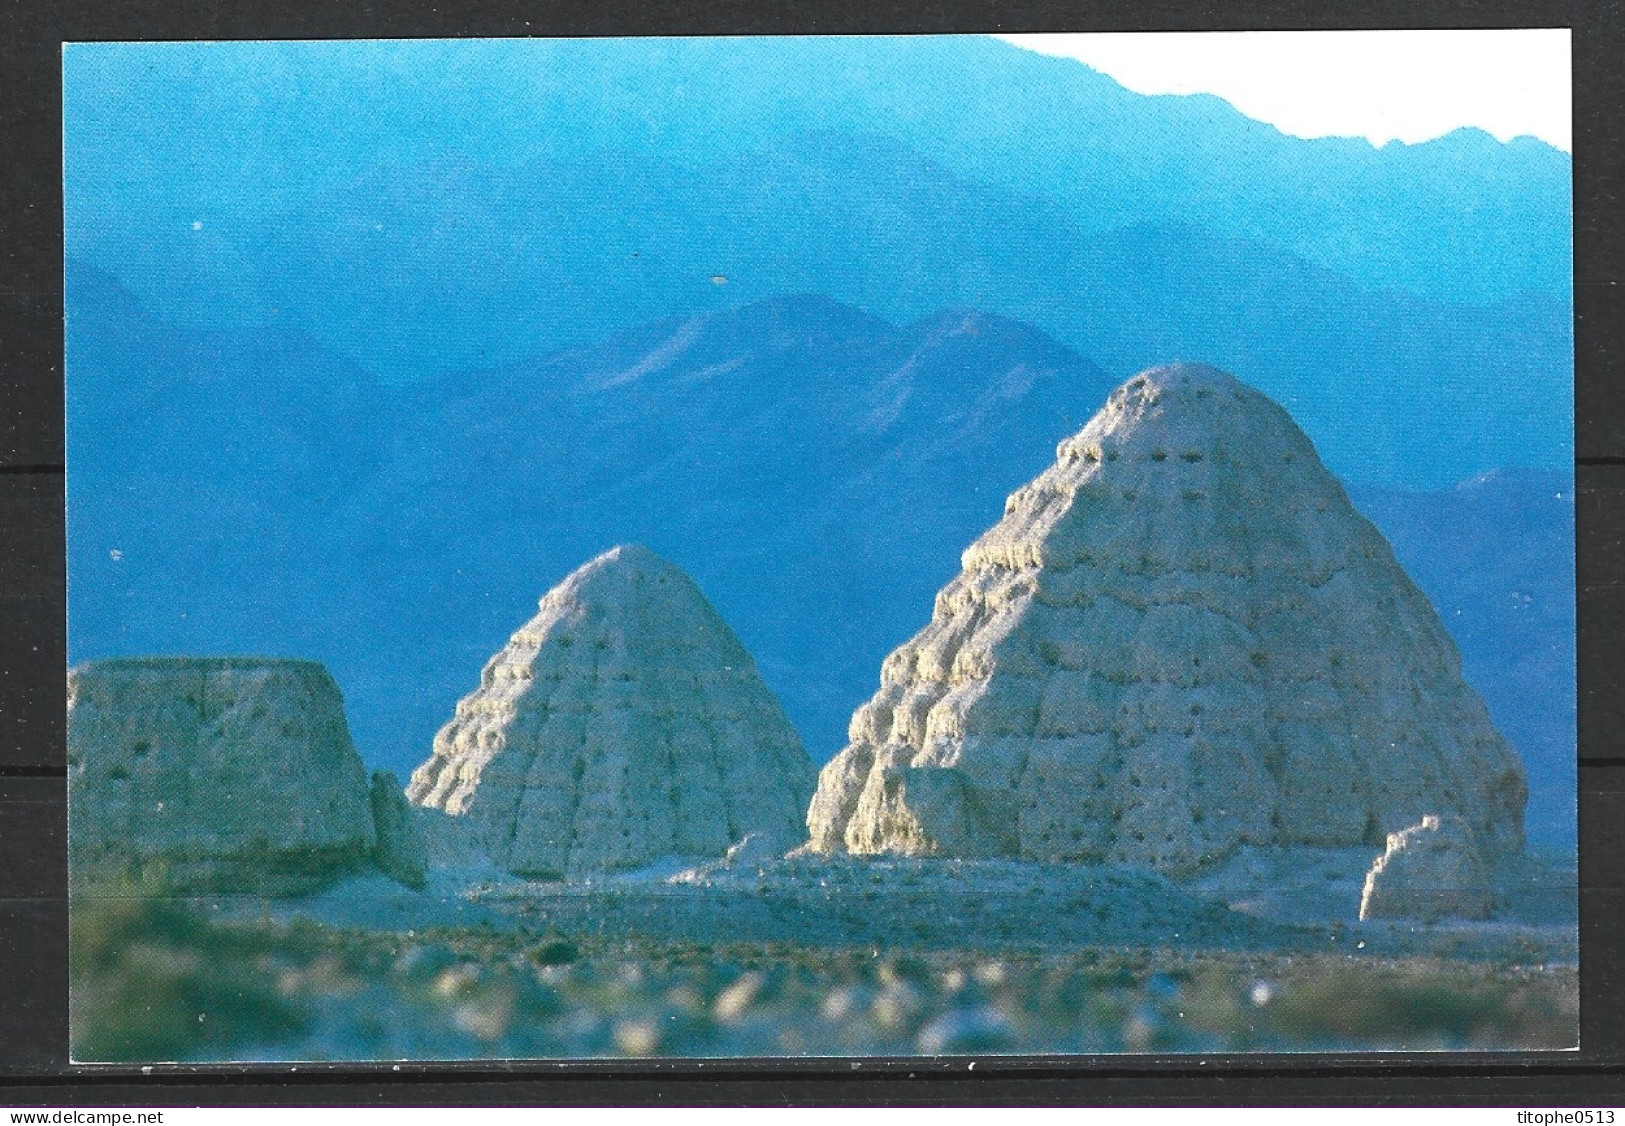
[407,545,816,877]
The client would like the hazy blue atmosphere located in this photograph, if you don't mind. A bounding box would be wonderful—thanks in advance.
[63,36,1575,849]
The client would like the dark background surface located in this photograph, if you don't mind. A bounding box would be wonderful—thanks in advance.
[2,0,1622,1105]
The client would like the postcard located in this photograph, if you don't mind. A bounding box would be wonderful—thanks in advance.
[62,32,1577,1062]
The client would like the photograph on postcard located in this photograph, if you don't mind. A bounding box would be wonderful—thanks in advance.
[62,32,1577,1061]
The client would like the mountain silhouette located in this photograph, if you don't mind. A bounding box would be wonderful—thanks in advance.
[65,271,1576,848]
[65,36,1569,309]
[63,39,1572,488]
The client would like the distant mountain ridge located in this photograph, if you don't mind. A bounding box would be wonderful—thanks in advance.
[67,267,1116,761]
[65,37,1570,307]
[318,292,1118,770]
[63,38,1572,489]
[66,135,1572,488]
[66,272,1577,848]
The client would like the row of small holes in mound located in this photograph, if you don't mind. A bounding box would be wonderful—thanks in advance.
[1066,446,1296,465]
[531,637,734,663]
[546,635,704,651]
[1024,823,1106,849]
[113,723,309,762]
[1124,830,1192,846]
[1064,447,1203,464]
[1122,377,1244,401]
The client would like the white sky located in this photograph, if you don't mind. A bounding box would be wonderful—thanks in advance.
[997,30,1572,151]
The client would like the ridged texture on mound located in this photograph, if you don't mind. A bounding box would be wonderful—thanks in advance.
[407,545,816,877]
[806,364,1527,873]
[68,657,375,894]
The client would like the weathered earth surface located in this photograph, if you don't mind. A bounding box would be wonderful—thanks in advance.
[407,545,817,877]
[97,843,1573,1061]
[370,771,428,890]
[1360,814,1494,922]
[76,877,1580,1062]
[67,657,376,894]
[807,364,1528,874]
[221,841,1576,970]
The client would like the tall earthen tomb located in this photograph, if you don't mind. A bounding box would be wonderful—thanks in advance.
[806,364,1527,873]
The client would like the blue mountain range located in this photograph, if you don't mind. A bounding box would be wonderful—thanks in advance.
[63,36,1575,849]
[65,267,1575,849]
[64,37,1571,487]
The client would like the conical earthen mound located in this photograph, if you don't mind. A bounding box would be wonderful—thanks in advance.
[806,364,1527,873]
[407,545,816,877]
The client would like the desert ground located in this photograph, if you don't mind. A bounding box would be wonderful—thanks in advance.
[70,847,1577,1062]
